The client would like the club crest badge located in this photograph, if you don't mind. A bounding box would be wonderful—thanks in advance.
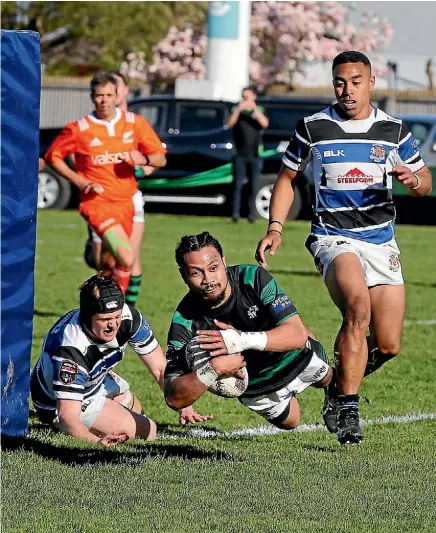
[389,253,400,272]
[59,360,78,385]
[370,144,387,163]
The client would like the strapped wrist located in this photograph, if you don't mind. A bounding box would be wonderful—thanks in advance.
[195,361,219,387]
[240,332,268,351]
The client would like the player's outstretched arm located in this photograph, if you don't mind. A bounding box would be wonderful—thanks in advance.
[164,354,246,410]
[255,166,297,268]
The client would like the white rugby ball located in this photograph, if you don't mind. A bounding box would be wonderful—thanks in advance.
[185,340,248,398]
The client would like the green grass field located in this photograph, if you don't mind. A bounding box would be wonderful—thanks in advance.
[3,211,436,533]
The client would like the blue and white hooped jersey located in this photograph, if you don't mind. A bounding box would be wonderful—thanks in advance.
[31,304,158,410]
[282,105,426,244]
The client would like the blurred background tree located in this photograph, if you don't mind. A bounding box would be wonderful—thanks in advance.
[122,1,392,92]
[0,1,207,75]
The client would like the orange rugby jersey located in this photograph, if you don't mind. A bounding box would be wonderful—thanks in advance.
[45,108,166,202]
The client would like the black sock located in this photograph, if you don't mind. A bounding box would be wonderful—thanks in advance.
[338,394,359,410]
[364,343,395,377]
[125,274,143,307]
[325,367,339,399]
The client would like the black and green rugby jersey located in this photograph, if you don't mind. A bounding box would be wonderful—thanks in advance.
[165,264,320,398]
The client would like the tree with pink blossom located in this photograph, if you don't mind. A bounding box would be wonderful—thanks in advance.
[120,2,392,92]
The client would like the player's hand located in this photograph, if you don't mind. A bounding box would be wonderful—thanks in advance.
[81,182,104,195]
[255,232,282,268]
[209,353,246,378]
[196,320,241,356]
[130,149,147,166]
[390,166,419,190]
[97,432,129,447]
[142,165,155,176]
[178,406,213,426]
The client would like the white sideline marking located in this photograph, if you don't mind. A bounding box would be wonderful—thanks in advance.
[404,319,436,327]
[161,412,436,440]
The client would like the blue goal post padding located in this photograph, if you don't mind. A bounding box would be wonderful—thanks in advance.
[1,30,40,437]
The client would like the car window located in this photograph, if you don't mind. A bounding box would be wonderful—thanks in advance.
[177,104,225,133]
[128,103,166,133]
[263,104,328,133]
[403,121,432,146]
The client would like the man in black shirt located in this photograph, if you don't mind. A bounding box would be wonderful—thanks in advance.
[227,86,269,223]
[164,232,333,430]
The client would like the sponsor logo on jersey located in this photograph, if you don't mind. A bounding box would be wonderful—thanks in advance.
[369,144,387,163]
[324,149,345,158]
[89,137,103,147]
[91,151,131,165]
[337,168,374,184]
[105,300,118,309]
[389,253,400,272]
[59,360,78,385]
[272,294,292,313]
[123,131,134,144]
[247,305,259,319]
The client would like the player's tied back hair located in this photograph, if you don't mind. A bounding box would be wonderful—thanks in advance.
[332,51,372,71]
[175,232,224,269]
[90,71,118,96]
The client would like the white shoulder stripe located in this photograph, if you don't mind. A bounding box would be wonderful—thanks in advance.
[295,132,310,146]
[282,156,299,171]
[53,381,84,389]
[77,118,89,131]
[403,153,422,164]
[54,392,83,401]
[399,132,411,145]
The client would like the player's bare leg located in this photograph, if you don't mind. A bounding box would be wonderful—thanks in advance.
[125,221,144,307]
[366,284,405,375]
[271,396,301,430]
[90,397,157,441]
[101,225,134,294]
[325,253,371,444]
[113,390,144,415]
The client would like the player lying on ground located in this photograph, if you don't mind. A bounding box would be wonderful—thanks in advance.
[255,51,433,445]
[164,232,333,430]
[31,274,208,447]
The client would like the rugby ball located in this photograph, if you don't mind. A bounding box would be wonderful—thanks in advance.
[185,340,248,398]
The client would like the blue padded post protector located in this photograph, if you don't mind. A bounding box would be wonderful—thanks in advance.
[1,30,40,436]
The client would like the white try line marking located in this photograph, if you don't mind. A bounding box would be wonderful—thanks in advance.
[404,320,436,327]
[161,412,436,440]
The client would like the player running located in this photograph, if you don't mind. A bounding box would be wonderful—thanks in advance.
[45,71,167,294]
[84,70,153,306]
[255,51,432,444]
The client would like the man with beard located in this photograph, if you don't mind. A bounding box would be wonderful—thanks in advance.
[164,232,333,430]
[255,51,432,444]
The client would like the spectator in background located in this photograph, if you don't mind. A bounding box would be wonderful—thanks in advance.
[227,86,269,223]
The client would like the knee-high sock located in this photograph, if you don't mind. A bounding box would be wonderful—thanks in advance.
[112,266,131,294]
[364,337,395,377]
[125,274,143,307]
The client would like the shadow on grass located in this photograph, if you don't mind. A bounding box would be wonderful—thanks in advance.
[34,309,61,318]
[269,269,319,278]
[302,444,339,453]
[2,430,233,466]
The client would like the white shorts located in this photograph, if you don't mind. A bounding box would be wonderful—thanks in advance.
[90,191,145,244]
[308,235,404,288]
[54,371,130,429]
[239,354,329,421]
